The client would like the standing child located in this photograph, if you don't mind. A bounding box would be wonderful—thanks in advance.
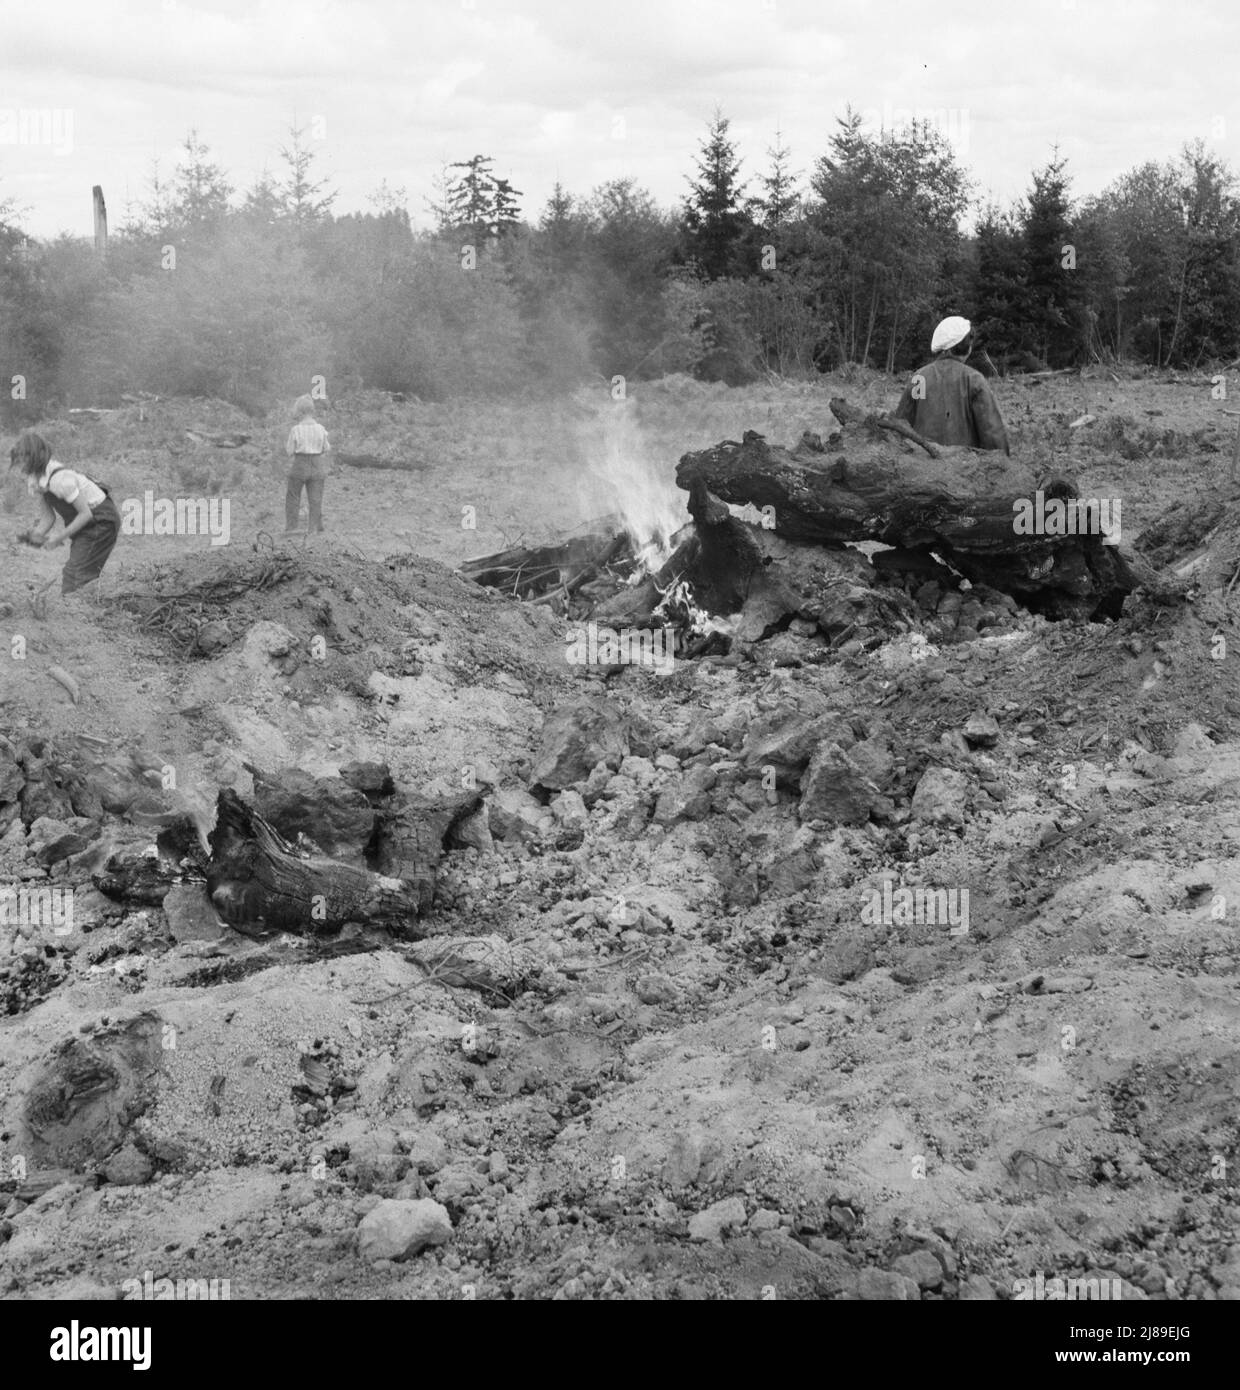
[285,395,331,533]
[9,430,120,605]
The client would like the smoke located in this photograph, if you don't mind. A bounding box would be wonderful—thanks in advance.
[574,400,688,573]
[175,786,217,855]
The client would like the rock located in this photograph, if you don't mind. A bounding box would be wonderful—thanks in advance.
[848,733,895,789]
[617,755,657,787]
[241,620,296,664]
[652,765,717,827]
[963,711,1000,748]
[1172,722,1213,757]
[162,884,225,942]
[20,776,74,824]
[356,1198,453,1261]
[579,762,613,808]
[671,717,726,760]
[431,1164,487,1203]
[742,709,834,786]
[27,816,97,867]
[805,1235,851,1261]
[890,1249,943,1290]
[660,1129,723,1190]
[193,620,231,654]
[819,934,876,984]
[842,1267,921,1300]
[102,1143,153,1187]
[799,743,887,825]
[338,760,395,795]
[609,797,652,840]
[58,886,114,933]
[487,787,551,843]
[766,848,818,894]
[958,1274,998,1300]
[911,766,968,826]
[551,790,589,826]
[529,699,629,790]
[401,1131,449,1176]
[687,1196,747,1243]
[488,1151,509,1181]
[449,806,493,854]
[890,946,947,986]
[636,974,677,1006]
[0,750,23,804]
[748,1208,783,1232]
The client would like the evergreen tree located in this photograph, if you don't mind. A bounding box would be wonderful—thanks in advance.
[754,126,800,229]
[368,180,408,217]
[683,108,751,279]
[170,130,232,231]
[241,170,282,228]
[447,154,497,243]
[809,108,971,370]
[538,182,589,274]
[972,204,1031,360]
[1022,152,1083,365]
[491,176,523,237]
[278,123,337,233]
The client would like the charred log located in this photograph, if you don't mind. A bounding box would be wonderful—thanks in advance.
[461,523,632,601]
[205,789,424,938]
[676,419,1176,619]
[367,789,483,913]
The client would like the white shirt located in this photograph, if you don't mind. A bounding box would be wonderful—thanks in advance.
[39,460,106,509]
[286,419,331,455]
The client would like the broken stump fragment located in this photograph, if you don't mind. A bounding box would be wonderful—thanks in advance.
[205,789,424,937]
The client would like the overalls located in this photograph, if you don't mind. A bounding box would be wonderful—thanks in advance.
[44,468,121,594]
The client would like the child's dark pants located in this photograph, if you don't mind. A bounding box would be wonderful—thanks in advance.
[56,497,120,594]
[286,454,327,531]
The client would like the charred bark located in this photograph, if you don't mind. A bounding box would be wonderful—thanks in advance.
[676,420,1173,618]
[461,524,631,600]
[367,789,483,913]
[205,789,425,938]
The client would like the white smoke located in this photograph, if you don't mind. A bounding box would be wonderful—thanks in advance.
[574,400,687,573]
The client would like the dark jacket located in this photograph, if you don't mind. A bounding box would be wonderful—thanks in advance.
[892,355,1010,453]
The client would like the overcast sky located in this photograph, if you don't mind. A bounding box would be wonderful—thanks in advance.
[1,0,1234,239]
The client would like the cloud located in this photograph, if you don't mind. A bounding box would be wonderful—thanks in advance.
[1,0,1235,237]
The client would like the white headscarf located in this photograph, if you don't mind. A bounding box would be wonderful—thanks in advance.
[931,316,971,353]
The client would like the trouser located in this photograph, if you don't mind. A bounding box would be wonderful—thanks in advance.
[286,457,326,531]
[62,497,120,594]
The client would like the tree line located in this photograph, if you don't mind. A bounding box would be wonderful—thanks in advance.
[1,109,1238,419]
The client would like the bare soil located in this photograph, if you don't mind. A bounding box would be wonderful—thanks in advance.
[1,369,1239,1301]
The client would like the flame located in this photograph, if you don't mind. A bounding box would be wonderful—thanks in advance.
[576,401,686,574]
[654,576,736,640]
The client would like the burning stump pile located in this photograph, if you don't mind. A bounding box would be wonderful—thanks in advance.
[463,397,1185,651]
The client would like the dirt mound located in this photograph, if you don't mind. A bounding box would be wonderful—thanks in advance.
[3,381,1240,1301]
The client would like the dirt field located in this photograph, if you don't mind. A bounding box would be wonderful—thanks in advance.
[1,369,1239,1301]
